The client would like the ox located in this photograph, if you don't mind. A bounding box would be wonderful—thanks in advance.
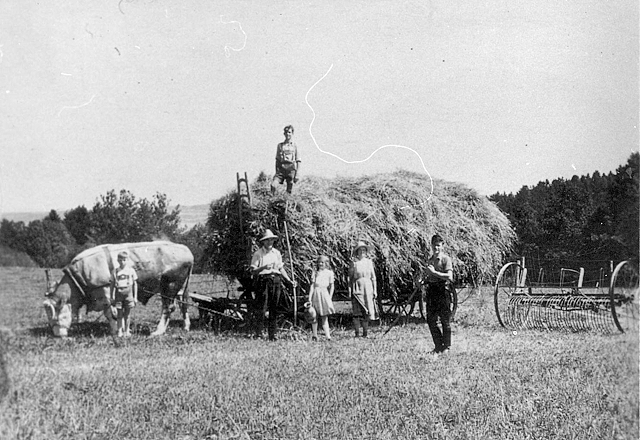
[43,241,193,337]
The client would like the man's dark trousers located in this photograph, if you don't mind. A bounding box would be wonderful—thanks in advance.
[254,274,282,340]
[426,283,451,352]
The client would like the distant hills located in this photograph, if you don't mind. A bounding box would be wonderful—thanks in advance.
[1,204,211,230]
[177,204,210,228]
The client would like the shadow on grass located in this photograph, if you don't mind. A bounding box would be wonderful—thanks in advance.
[377,314,428,327]
[28,326,54,338]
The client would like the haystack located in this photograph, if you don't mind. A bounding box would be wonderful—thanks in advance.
[204,170,515,294]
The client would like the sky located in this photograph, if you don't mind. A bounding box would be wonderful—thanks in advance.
[0,0,637,215]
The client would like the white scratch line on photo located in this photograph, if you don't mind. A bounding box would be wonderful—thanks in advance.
[85,24,94,38]
[305,64,434,204]
[220,16,247,58]
[58,94,96,117]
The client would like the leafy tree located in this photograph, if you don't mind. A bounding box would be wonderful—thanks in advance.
[490,152,639,274]
[175,223,208,273]
[201,192,252,283]
[0,219,27,252]
[90,189,183,244]
[64,205,92,245]
[609,153,639,259]
[47,209,61,222]
[22,218,76,267]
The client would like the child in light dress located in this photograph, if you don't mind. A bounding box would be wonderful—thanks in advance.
[307,255,335,341]
[349,241,378,337]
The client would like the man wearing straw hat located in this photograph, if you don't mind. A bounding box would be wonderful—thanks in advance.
[250,229,296,341]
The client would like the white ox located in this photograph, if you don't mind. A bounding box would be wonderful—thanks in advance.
[43,241,193,337]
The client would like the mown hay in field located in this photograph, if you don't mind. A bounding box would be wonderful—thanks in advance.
[204,170,515,295]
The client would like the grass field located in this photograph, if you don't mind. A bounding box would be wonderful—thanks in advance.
[0,267,637,439]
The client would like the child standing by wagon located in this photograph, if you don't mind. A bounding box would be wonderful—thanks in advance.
[424,234,454,355]
[110,251,138,337]
[307,255,336,341]
[349,241,378,337]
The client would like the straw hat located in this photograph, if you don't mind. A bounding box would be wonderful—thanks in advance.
[353,241,369,254]
[259,229,278,241]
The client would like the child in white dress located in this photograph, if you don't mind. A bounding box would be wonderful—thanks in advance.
[308,255,335,341]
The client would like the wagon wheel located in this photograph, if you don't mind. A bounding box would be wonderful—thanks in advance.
[494,262,526,329]
[397,292,418,318]
[377,292,401,318]
[377,292,416,323]
[609,260,639,333]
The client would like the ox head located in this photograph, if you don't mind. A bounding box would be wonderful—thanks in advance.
[43,270,118,337]
[43,271,73,337]
[43,269,80,337]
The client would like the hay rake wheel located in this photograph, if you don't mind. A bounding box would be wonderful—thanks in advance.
[494,261,527,329]
[609,260,639,333]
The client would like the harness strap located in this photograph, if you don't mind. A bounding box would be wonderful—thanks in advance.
[62,268,87,299]
[102,246,115,275]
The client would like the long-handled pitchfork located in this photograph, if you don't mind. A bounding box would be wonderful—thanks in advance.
[283,203,298,326]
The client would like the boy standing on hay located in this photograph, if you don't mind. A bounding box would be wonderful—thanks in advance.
[250,229,296,341]
[270,125,301,195]
[424,234,454,355]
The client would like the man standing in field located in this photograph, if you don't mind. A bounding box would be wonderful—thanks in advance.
[423,234,454,355]
[271,125,301,195]
[250,229,296,341]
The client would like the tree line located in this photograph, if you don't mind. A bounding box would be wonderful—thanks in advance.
[0,189,207,269]
[489,153,638,283]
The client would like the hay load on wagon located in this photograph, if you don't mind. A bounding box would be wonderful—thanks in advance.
[203,170,516,297]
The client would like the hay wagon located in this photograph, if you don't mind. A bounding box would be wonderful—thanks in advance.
[199,170,518,332]
[494,258,638,333]
[188,273,303,333]
[187,274,248,332]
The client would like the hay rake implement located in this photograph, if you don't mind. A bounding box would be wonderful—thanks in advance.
[494,259,639,333]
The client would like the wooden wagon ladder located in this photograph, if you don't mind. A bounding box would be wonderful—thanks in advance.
[236,172,252,233]
[236,172,253,263]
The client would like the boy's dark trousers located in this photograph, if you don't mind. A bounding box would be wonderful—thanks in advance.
[253,274,282,340]
[425,283,452,352]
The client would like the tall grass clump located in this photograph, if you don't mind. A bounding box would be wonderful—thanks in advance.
[204,171,516,293]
